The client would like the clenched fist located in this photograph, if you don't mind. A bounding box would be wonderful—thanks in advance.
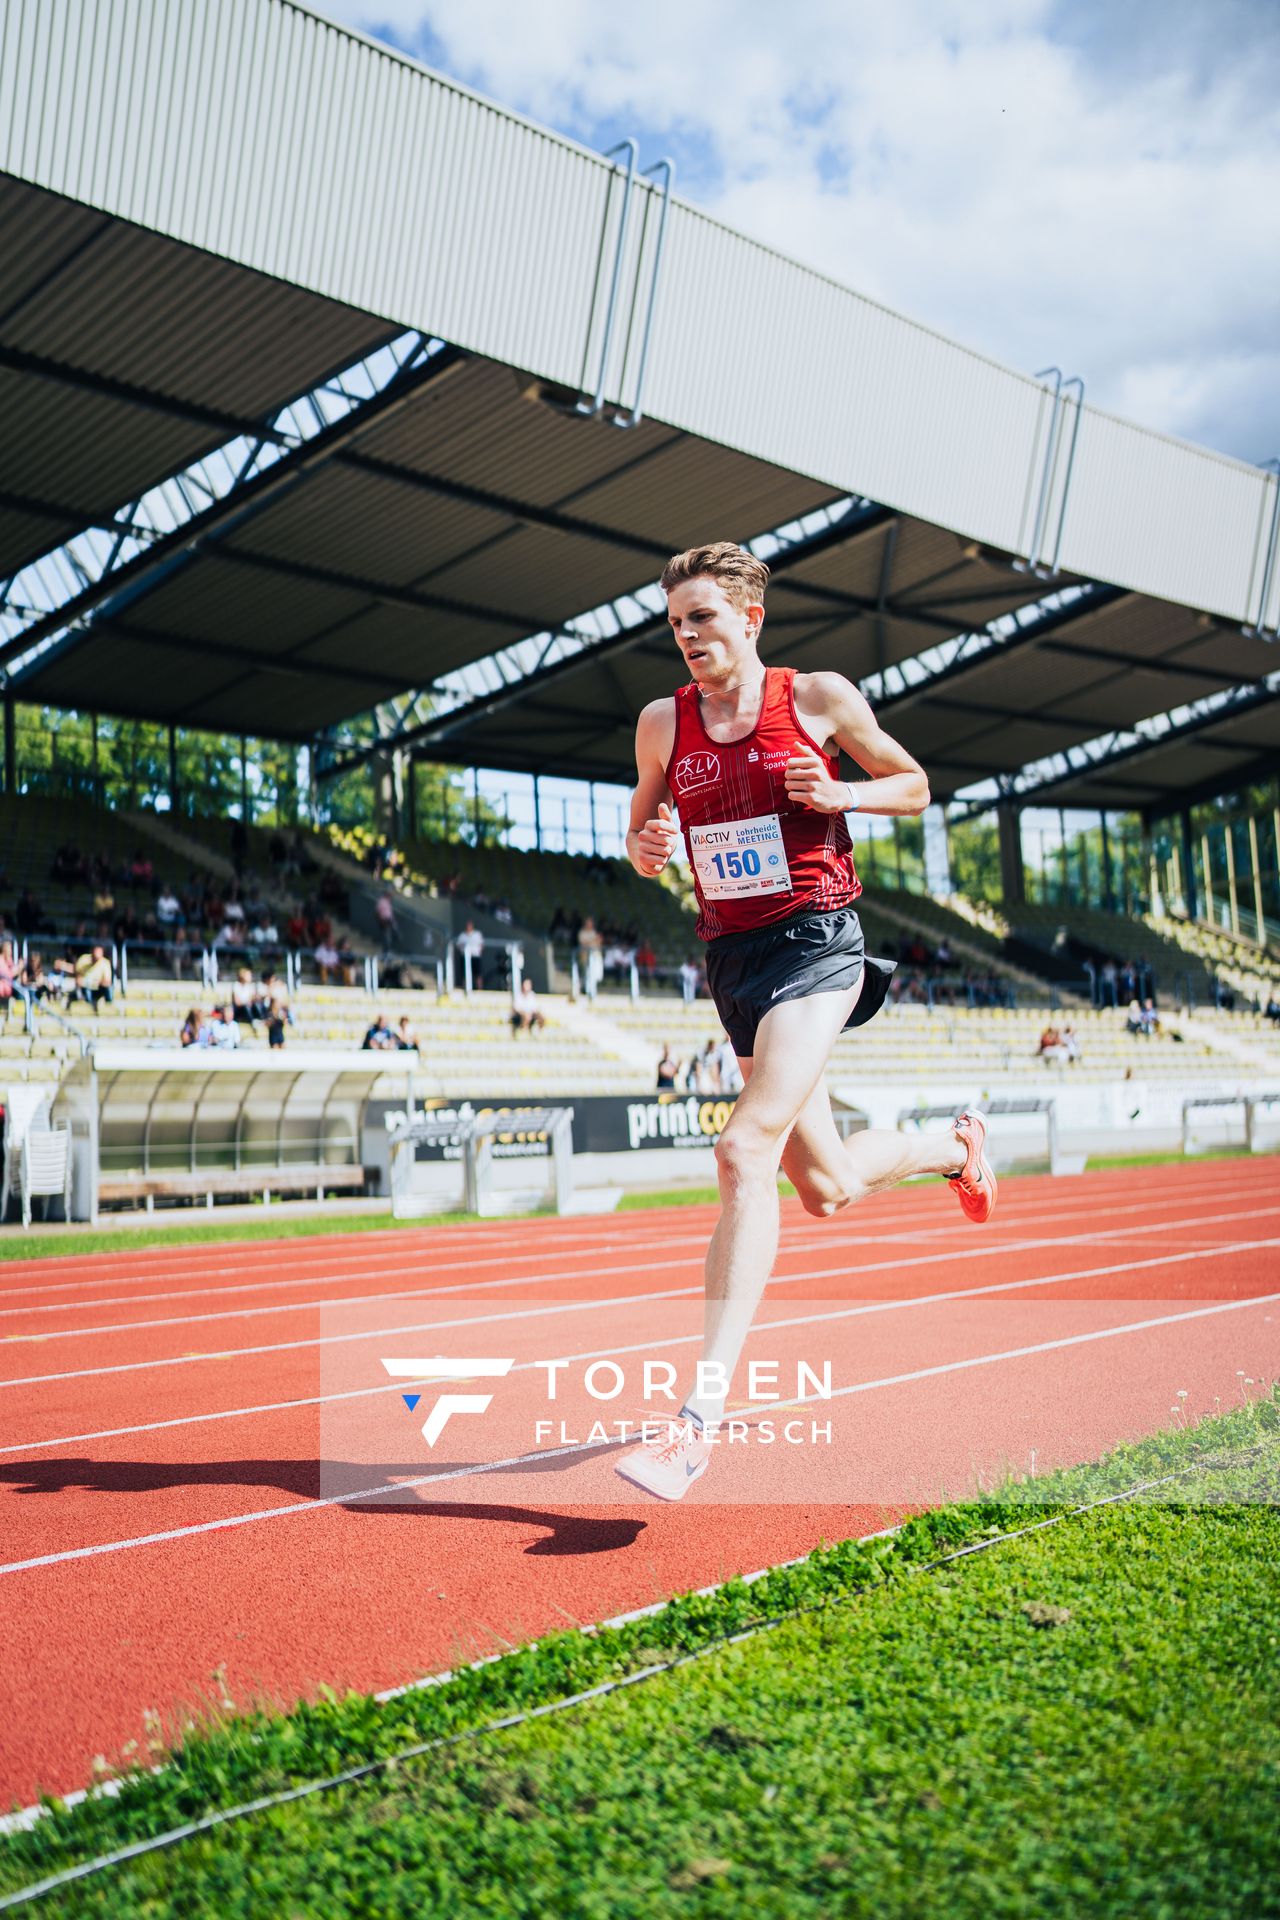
[784,746,853,814]
[636,801,678,874]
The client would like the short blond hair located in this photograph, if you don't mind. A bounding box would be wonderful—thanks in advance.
[659,542,769,611]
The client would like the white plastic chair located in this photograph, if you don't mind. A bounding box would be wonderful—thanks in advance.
[1,1087,53,1225]
[20,1124,72,1228]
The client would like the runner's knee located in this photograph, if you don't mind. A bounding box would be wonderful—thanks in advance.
[714,1116,780,1190]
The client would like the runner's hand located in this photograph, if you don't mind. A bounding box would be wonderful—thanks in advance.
[637,802,678,874]
[785,746,850,813]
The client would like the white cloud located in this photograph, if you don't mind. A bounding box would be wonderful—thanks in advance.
[330,0,1280,459]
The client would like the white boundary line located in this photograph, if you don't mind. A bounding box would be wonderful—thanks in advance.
[6,1214,1280,1393]
[5,1232,1280,1458]
[3,1286,1276,1578]
[0,1168,1266,1308]
[10,1200,1280,1342]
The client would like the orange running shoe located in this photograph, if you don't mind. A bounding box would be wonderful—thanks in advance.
[947,1109,997,1223]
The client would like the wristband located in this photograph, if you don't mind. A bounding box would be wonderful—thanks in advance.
[844,782,861,811]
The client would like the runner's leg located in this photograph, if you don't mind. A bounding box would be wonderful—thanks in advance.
[781,1079,966,1216]
[682,986,860,1425]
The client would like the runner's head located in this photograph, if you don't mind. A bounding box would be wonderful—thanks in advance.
[661,542,768,690]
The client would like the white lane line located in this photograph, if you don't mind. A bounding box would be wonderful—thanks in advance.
[4,1237,1277,1456]
[10,1199,1280,1347]
[0,1170,1263,1305]
[7,1226,1279,1391]
[4,1285,1275,1578]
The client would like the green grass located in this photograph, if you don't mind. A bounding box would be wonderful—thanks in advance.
[4,1387,1277,1916]
[0,1209,490,1262]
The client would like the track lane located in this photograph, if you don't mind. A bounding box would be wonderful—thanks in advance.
[1,1160,1276,1810]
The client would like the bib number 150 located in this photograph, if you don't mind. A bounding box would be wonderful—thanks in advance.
[708,848,762,880]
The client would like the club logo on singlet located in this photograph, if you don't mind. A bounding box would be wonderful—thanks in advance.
[672,750,720,795]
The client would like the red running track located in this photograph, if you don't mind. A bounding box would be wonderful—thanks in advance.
[1,1159,1277,1811]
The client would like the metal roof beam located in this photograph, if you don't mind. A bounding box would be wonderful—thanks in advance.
[204,545,551,633]
[6,616,413,696]
[0,342,294,446]
[950,676,1280,816]
[873,583,1124,714]
[0,340,466,680]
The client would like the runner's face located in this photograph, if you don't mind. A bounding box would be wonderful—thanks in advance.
[666,577,762,690]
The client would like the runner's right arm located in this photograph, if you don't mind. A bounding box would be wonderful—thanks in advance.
[626,698,679,878]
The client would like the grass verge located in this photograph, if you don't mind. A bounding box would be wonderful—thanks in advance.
[3,1385,1277,1914]
[0,1210,491,1263]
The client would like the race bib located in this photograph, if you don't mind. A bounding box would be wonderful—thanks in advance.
[689,813,793,900]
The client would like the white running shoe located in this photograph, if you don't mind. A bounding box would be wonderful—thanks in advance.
[614,1413,712,1501]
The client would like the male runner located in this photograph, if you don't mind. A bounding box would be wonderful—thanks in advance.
[614,542,996,1501]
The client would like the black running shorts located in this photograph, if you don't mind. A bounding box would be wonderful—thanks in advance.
[704,906,896,1058]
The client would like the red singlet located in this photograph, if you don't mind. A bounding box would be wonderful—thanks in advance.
[665,666,861,940]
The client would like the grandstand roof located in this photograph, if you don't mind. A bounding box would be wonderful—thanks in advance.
[1,0,1276,810]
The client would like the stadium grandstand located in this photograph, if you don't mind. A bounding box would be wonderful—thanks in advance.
[0,0,1276,1221]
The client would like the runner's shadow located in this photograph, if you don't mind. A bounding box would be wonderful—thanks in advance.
[1,1455,646,1556]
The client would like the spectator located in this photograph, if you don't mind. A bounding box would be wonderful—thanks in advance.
[16,951,50,1008]
[1266,996,1280,1027]
[129,849,154,887]
[510,979,546,1035]
[1099,960,1118,1009]
[336,940,359,988]
[1082,956,1098,1006]
[1125,999,1145,1037]
[92,882,115,918]
[308,907,333,947]
[456,920,485,984]
[208,1004,240,1049]
[286,909,308,948]
[1036,1023,1066,1062]
[362,1014,398,1051]
[692,1040,720,1095]
[263,971,290,1049]
[313,937,340,985]
[656,1043,679,1090]
[935,936,953,969]
[164,925,192,981]
[1139,998,1160,1037]
[231,967,269,1026]
[0,940,15,1013]
[72,944,113,1010]
[493,897,514,926]
[678,956,701,1005]
[714,1033,744,1094]
[635,937,657,982]
[1061,1023,1082,1064]
[222,890,246,930]
[375,888,396,951]
[395,1015,420,1052]
[577,915,603,957]
[179,1006,205,1048]
[156,883,182,927]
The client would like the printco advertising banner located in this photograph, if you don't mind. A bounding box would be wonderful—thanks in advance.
[368,1093,741,1158]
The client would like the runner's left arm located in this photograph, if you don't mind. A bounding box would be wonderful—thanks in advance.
[785,671,929,817]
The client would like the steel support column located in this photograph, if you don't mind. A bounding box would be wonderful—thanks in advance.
[3,697,14,794]
[1179,809,1197,920]
[168,723,178,814]
[997,802,1025,904]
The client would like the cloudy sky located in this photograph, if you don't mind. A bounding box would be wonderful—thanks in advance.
[322,0,1279,464]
